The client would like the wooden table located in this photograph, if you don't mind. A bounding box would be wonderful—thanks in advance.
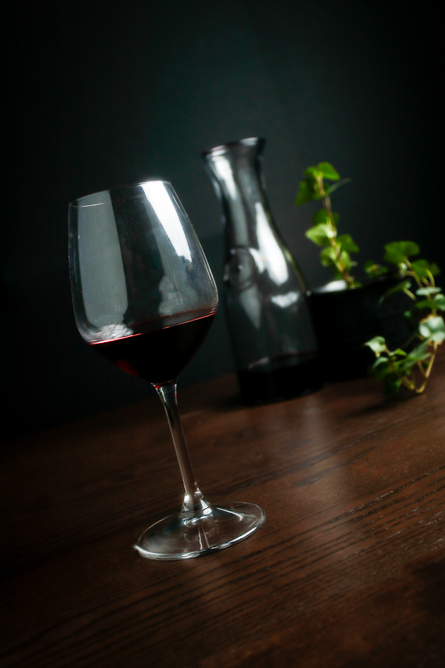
[2,354,445,667]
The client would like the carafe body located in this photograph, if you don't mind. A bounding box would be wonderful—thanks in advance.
[202,138,323,403]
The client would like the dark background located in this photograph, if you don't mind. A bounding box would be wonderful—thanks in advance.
[9,0,442,442]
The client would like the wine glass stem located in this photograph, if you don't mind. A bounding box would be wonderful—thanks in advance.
[155,382,207,514]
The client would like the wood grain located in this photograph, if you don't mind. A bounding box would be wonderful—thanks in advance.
[1,353,445,667]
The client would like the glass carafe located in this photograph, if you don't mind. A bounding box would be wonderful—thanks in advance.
[202,138,323,404]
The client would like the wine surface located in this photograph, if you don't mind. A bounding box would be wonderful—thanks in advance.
[237,352,324,405]
[91,313,215,386]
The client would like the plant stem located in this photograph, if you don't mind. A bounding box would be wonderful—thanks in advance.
[415,341,437,393]
[384,347,416,391]
[384,341,437,394]
[405,260,423,289]
[426,269,436,288]
[318,178,355,288]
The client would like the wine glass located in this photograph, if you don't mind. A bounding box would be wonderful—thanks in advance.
[68,181,265,560]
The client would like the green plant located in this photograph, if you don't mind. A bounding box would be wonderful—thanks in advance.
[295,162,444,396]
[295,162,387,287]
[365,242,444,395]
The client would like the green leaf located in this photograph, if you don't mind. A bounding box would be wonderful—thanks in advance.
[382,280,412,300]
[311,209,339,227]
[416,287,442,296]
[303,166,319,179]
[305,223,335,246]
[372,357,393,380]
[383,241,420,265]
[316,162,340,180]
[434,293,445,310]
[324,180,351,196]
[372,356,389,369]
[384,373,402,396]
[340,251,357,271]
[312,209,330,225]
[415,299,436,310]
[337,234,359,253]
[364,260,375,274]
[400,340,431,369]
[389,348,407,357]
[408,340,430,358]
[365,336,386,353]
[295,179,315,206]
[312,189,324,201]
[418,316,445,343]
[320,246,337,267]
[410,259,441,280]
[364,260,389,277]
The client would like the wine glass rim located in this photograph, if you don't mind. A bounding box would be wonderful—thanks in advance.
[69,180,173,208]
[202,137,265,158]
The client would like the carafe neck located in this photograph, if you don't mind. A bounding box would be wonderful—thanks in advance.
[202,138,275,248]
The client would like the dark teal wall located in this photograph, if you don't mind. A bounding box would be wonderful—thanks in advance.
[9,1,443,440]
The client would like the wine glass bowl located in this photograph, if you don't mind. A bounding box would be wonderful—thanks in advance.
[69,181,264,560]
[69,181,217,357]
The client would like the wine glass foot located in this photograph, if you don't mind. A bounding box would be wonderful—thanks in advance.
[134,502,265,560]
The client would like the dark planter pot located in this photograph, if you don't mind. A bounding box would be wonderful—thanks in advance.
[308,275,412,381]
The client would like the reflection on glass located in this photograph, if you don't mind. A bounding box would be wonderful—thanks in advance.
[255,202,288,285]
[141,181,192,262]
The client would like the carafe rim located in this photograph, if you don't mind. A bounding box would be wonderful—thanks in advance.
[202,137,265,159]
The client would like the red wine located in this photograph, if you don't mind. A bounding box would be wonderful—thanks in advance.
[237,352,324,405]
[91,313,215,386]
